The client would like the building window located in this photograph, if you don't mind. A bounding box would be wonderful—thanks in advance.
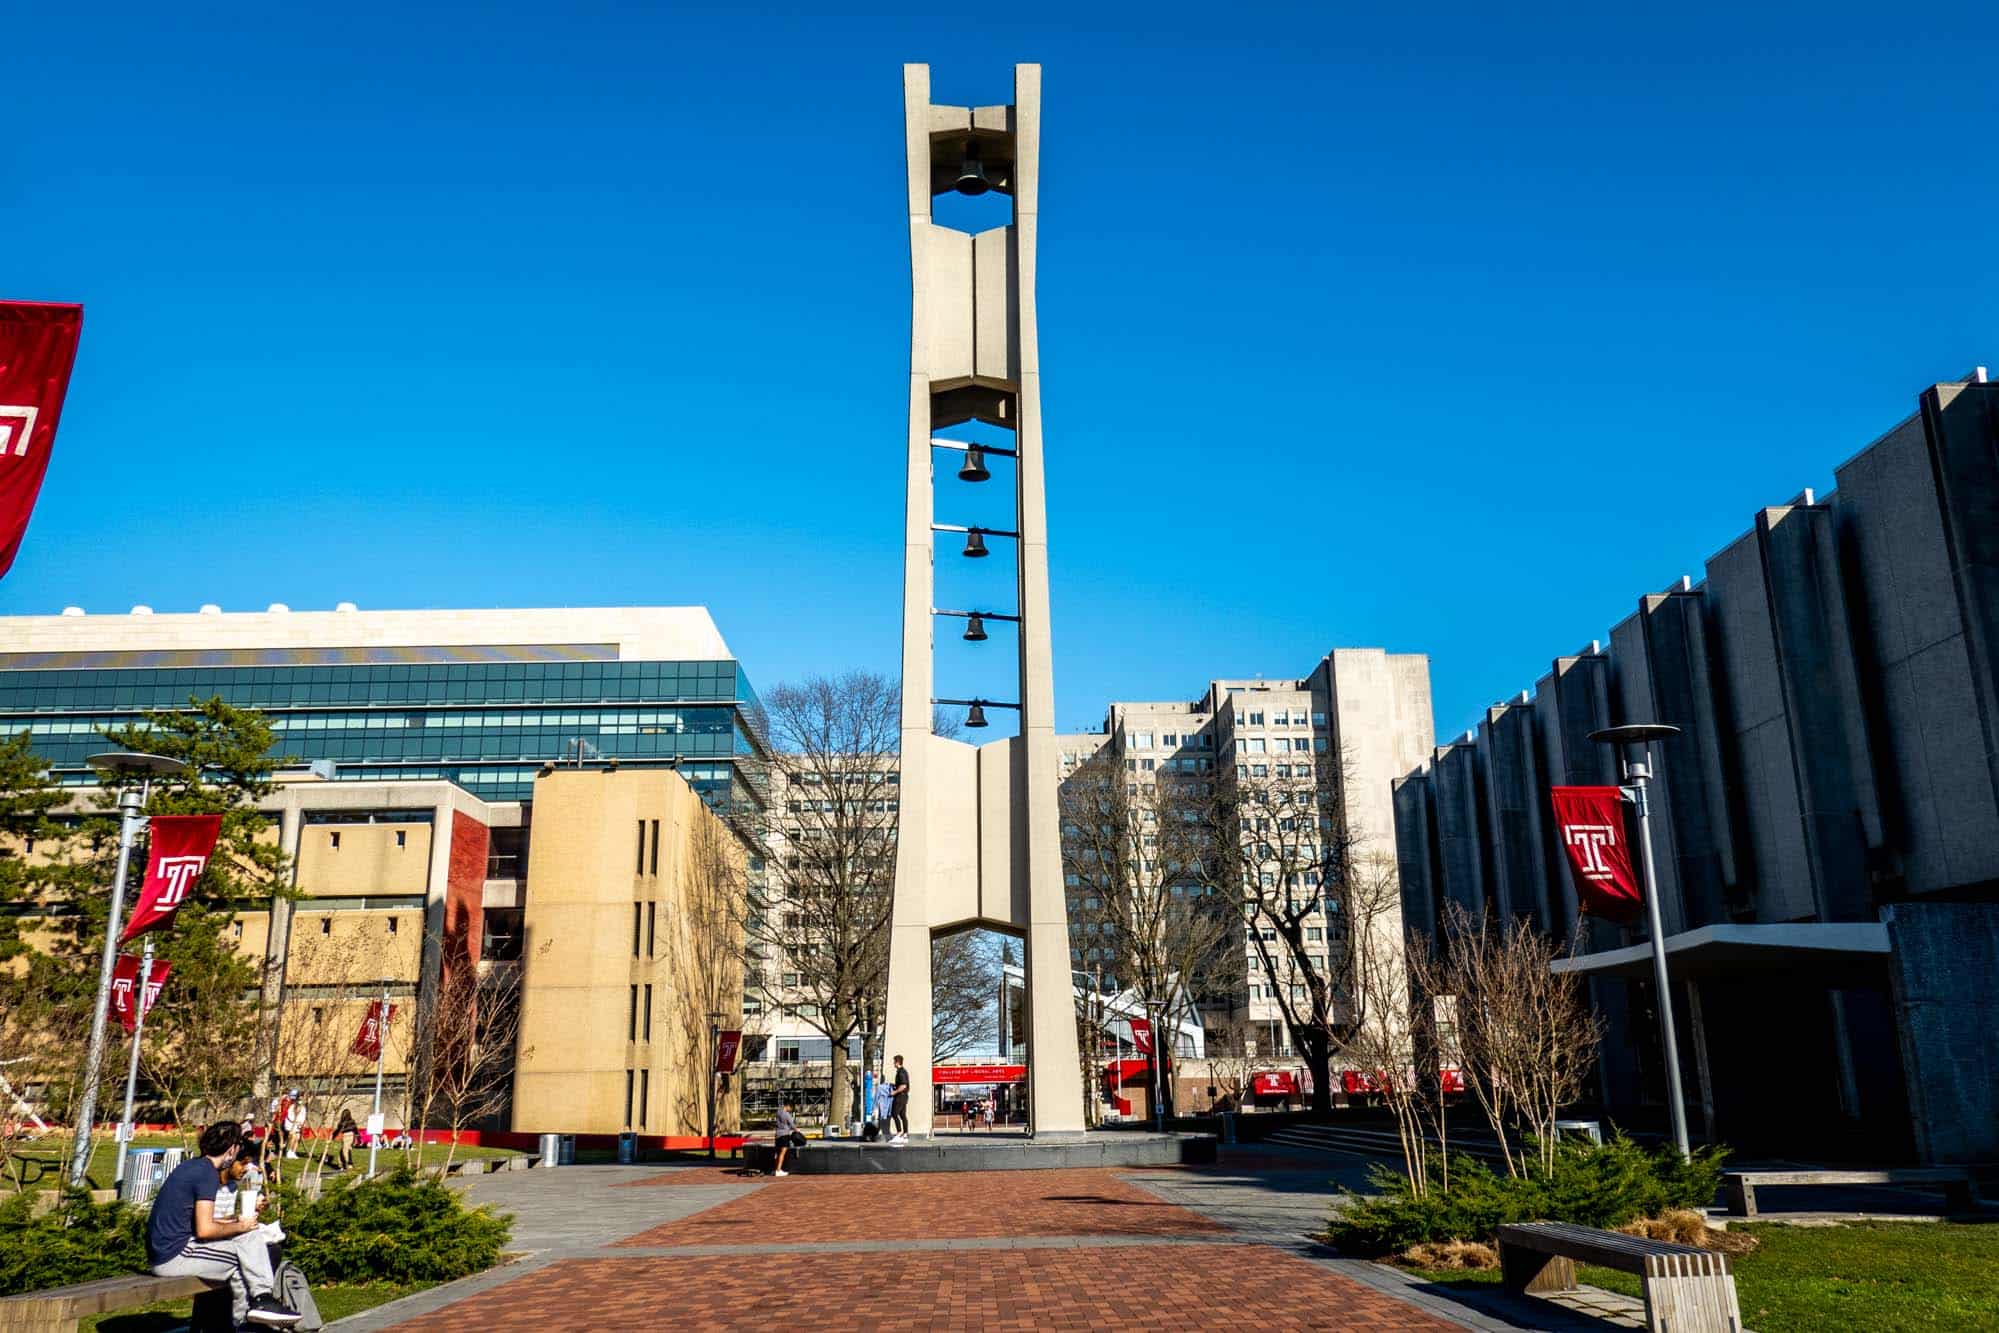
[1246,712,1264,725]
[632,903,642,958]
[387,917,398,935]
[1252,764,1268,777]
[1313,737,1328,752]
[320,917,331,934]
[625,1069,635,1128]
[329,831,340,850]
[636,820,646,874]
[643,984,653,1041]
[639,1068,650,1128]
[629,985,639,1041]
[646,902,657,958]
[1161,733,1178,746]
[231,921,243,939]
[649,820,660,875]
[1306,927,1322,941]
[778,1040,801,1063]
[781,972,799,987]
[395,829,407,848]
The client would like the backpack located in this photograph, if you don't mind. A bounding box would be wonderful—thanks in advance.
[275,1259,324,1331]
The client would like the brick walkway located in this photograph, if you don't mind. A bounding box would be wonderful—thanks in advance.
[616,1167,1227,1246]
[400,1244,1457,1331]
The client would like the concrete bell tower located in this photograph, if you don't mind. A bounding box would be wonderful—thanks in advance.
[882,63,1085,1137]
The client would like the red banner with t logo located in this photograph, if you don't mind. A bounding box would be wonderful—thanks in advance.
[715,1029,742,1074]
[109,954,172,1034]
[121,814,223,942]
[352,1000,397,1060]
[0,302,84,579]
[1550,786,1643,923]
[1128,1018,1154,1055]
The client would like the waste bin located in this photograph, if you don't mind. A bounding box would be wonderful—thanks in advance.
[538,1133,576,1167]
[121,1148,167,1204]
[617,1132,638,1164]
[1555,1118,1603,1146]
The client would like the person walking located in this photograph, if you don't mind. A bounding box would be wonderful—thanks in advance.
[982,1095,995,1132]
[146,1120,301,1328]
[771,1099,805,1178]
[331,1108,357,1172]
[889,1054,910,1145]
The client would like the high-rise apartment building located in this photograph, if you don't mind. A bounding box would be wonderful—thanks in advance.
[1060,650,1434,1059]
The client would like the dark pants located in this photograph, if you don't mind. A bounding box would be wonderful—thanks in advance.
[891,1093,908,1135]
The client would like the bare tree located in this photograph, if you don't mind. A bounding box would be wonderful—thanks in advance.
[665,811,746,1142]
[929,930,997,1064]
[744,672,956,1128]
[1437,904,1602,1176]
[1209,752,1397,1115]
[1061,755,1234,1117]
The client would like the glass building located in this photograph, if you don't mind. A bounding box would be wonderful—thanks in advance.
[0,606,768,808]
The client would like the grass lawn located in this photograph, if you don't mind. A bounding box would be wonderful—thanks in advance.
[1397,1221,1999,1332]
[80,1281,432,1331]
[8,1135,524,1193]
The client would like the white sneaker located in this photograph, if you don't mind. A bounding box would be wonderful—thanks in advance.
[774,1169,789,1177]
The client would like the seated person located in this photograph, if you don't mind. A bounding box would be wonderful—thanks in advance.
[147,1120,301,1328]
[771,1099,806,1177]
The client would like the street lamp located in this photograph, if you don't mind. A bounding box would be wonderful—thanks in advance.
[70,750,185,1188]
[1588,723,1691,1160]
[707,1009,725,1161]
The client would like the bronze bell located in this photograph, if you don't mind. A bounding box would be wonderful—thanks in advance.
[958,447,991,482]
[963,530,989,558]
[964,614,988,642]
[965,702,990,728]
[955,138,991,196]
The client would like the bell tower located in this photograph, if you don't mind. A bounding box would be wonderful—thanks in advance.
[882,63,1085,1136]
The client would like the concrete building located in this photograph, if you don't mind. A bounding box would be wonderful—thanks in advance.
[0,604,765,1141]
[1391,372,1999,1165]
[1061,650,1435,1057]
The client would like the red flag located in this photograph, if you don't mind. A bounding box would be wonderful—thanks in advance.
[0,302,84,579]
[121,814,223,942]
[1128,1018,1154,1055]
[1550,786,1644,923]
[352,1000,397,1059]
[109,954,172,1034]
[715,1029,742,1074]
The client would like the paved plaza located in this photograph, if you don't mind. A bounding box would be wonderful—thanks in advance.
[328,1148,1631,1331]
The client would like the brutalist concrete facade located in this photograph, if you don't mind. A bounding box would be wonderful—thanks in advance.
[1392,374,1999,1164]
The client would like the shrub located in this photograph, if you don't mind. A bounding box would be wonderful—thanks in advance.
[1326,1133,1728,1257]
[1400,1239,1498,1271]
[284,1167,512,1285]
[0,1190,148,1297]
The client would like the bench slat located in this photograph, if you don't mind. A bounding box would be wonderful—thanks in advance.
[1497,1222,1716,1275]
[1728,1168,1968,1186]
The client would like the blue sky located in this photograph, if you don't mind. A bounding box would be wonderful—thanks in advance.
[4,3,1995,742]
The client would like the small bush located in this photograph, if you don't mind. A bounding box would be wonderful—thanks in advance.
[1619,1208,1759,1256]
[0,1190,148,1297]
[1326,1134,1728,1257]
[1400,1239,1499,1271]
[284,1167,512,1285]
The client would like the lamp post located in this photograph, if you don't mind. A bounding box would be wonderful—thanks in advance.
[70,751,185,1188]
[707,1009,724,1160]
[1588,723,1691,1159]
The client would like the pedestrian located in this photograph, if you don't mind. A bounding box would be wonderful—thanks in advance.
[332,1108,357,1172]
[982,1095,995,1131]
[771,1099,805,1178]
[872,1075,894,1135]
[889,1054,910,1145]
[282,1090,306,1160]
[145,1120,301,1327]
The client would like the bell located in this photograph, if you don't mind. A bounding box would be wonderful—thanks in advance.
[964,614,988,642]
[963,530,989,558]
[954,137,991,196]
[965,702,989,728]
[957,447,991,483]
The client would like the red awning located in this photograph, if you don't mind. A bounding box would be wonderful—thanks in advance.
[1102,1058,1150,1088]
[932,1063,1026,1084]
[1251,1071,1298,1096]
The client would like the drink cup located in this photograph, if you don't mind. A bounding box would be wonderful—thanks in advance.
[215,1187,237,1220]
[238,1187,261,1220]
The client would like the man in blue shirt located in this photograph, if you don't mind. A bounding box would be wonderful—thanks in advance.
[147,1121,300,1327]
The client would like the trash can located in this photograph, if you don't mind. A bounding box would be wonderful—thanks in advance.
[1555,1118,1603,1146]
[617,1132,638,1164]
[121,1148,167,1204]
[538,1133,576,1167]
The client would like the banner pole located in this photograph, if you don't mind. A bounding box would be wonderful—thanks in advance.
[368,986,388,1177]
[112,936,155,1189]
[1628,757,1692,1159]
[68,783,148,1187]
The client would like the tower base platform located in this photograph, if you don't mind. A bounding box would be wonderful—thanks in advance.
[744,1130,1216,1175]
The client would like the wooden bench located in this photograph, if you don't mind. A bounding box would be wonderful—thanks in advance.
[1497,1221,1741,1333]
[0,1273,231,1333]
[1722,1167,1976,1218]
